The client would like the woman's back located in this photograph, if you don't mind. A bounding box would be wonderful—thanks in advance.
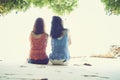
[49,16,71,65]
[28,17,49,64]
[30,32,48,60]
[49,30,70,60]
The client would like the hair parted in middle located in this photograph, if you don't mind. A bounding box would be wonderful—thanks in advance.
[33,17,45,34]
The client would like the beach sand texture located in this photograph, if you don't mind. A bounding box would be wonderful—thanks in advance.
[0,57,120,80]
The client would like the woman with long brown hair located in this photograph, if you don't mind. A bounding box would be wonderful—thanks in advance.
[28,17,49,64]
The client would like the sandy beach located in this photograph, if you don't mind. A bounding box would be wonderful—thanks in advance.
[0,56,120,80]
[1,0,120,80]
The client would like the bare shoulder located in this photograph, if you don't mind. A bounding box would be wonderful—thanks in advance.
[63,29,70,34]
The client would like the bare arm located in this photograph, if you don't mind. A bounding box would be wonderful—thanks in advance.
[68,30,71,45]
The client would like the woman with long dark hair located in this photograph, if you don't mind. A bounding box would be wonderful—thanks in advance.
[49,16,71,65]
[28,17,49,64]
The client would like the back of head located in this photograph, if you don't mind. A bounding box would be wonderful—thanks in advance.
[33,17,45,34]
[50,16,64,39]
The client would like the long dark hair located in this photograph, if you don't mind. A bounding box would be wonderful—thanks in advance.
[50,16,64,39]
[33,17,45,34]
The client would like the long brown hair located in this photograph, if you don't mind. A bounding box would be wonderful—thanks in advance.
[33,17,45,34]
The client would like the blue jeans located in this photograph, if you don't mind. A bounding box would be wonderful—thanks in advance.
[28,58,49,64]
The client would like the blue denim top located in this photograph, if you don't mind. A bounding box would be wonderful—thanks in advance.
[49,30,70,60]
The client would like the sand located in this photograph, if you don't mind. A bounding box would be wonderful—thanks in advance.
[0,56,120,80]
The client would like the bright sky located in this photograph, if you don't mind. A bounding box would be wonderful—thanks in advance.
[0,0,120,60]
